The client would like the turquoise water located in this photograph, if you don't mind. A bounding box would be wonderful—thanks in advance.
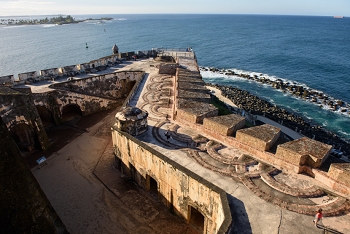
[0,14,349,139]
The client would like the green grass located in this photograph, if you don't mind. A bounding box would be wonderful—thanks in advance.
[211,95,232,116]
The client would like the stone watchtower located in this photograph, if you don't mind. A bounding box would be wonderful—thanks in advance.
[112,44,119,54]
[114,106,148,136]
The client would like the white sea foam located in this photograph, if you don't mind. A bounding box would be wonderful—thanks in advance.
[42,24,56,28]
[200,66,350,117]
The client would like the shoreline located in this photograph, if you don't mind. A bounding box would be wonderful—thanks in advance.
[206,82,350,158]
[200,66,350,116]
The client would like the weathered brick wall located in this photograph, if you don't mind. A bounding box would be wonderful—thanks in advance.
[111,128,232,234]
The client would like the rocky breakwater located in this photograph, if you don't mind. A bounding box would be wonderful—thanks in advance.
[206,83,350,157]
[200,67,350,115]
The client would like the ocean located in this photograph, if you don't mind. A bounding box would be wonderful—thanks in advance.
[1,14,349,140]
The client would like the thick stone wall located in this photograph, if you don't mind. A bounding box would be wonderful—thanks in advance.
[54,90,120,117]
[0,75,14,86]
[111,128,232,234]
[275,137,332,168]
[0,117,68,233]
[328,164,350,188]
[203,114,246,136]
[0,87,50,150]
[51,71,143,99]
[159,63,177,75]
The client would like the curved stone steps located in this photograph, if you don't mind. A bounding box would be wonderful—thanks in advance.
[206,143,245,165]
[151,121,182,149]
[187,150,235,177]
[260,173,325,198]
[149,104,169,118]
[150,75,172,83]
[147,81,164,91]
[240,176,350,216]
[142,91,158,103]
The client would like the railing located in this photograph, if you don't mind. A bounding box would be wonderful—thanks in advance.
[154,47,189,52]
[317,224,343,234]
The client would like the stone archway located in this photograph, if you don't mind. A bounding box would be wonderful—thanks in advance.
[10,123,41,152]
[61,104,82,122]
[36,105,55,128]
[126,80,136,95]
[188,206,205,233]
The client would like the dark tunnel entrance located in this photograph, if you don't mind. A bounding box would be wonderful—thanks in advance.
[10,123,41,152]
[61,104,82,122]
[36,105,55,128]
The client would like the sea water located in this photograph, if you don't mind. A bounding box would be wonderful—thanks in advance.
[0,14,349,140]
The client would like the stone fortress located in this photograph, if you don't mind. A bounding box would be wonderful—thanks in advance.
[1,48,350,233]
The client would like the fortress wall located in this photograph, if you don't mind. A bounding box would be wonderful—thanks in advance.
[236,132,270,151]
[39,68,60,79]
[55,90,121,116]
[111,128,232,234]
[178,116,350,196]
[176,109,199,124]
[328,164,350,187]
[0,75,14,86]
[18,71,38,81]
[50,71,144,99]
[0,91,50,150]
[178,118,300,173]
[313,169,350,196]
[6,50,154,86]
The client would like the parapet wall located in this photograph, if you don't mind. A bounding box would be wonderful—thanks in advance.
[111,128,232,234]
[0,50,155,86]
[51,71,144,99]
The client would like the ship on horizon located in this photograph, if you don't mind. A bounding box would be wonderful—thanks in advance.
[334,16,344,18]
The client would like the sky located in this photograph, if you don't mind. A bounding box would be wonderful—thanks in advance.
[0,0,349,17]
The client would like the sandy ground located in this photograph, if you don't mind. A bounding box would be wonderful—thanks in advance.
[31,107,199,234]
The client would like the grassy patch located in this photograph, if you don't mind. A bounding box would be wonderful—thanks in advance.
[211,95,232,116]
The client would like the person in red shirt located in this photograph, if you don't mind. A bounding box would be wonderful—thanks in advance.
[313,208,323,227]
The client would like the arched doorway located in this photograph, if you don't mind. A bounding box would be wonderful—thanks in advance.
[126,80,136,95]
[36,105,55,128]
[61,104,82,122]
[189,206,205,233]
[10,123,41,152]
[147,175,158,200]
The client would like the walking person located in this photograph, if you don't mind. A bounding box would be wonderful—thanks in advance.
[164,130,171,142]
[313,208,323,227]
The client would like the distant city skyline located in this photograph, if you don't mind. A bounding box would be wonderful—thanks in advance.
[0,0,349,17]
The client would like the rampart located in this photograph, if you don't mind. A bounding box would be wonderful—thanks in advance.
[111,128,232,234]
[0,50,155,86]
[169,52,349,198]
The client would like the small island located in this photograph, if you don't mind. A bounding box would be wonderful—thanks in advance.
[0,15,113,26]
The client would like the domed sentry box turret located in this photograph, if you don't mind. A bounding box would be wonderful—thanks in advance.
[114,106,148,136]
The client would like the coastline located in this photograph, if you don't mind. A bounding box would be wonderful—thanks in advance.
[206,82,350,159]
[200,66,350,117]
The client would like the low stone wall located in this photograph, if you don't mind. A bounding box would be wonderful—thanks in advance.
[51,71,144,99]
[111,128,232,234]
